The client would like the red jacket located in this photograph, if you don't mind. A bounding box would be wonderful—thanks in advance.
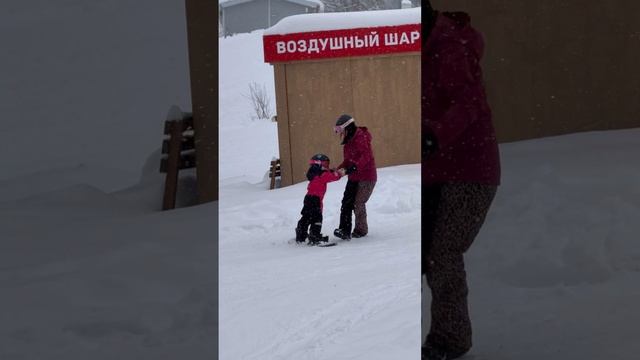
[422,12,501,185]
[339,127,377,182]
[307,170,342,207]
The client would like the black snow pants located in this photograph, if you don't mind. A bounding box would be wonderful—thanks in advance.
[338,180,376,235]
[297,195,323,237]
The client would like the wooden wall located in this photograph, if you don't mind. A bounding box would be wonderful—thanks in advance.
[274,53,421,186]
[431,0,640,142]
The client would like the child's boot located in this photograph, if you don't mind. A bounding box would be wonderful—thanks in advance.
[295,227,308,243]
[308,233,329,245]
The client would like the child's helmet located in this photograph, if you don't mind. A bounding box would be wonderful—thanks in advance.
[309,153,330,169]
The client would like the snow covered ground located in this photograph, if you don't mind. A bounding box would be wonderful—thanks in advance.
[2,2,640,359]
[1,1,216,359]
[218,30,640,360]
[0,0,192,191]
[459,129,640,359]
[220,165,421,360]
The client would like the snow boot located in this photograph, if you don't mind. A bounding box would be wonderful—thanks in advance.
[333,228,351,240]
[351,229,367,238]
[295,227,308,243]
[422,344,447,360]
[422,343,467,360]
[308,233,329,245]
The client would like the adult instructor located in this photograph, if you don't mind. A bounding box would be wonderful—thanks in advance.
[421,2,501,360]
[333,114,377,240]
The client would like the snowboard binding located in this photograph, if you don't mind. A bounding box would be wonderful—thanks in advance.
[308,233,329,245]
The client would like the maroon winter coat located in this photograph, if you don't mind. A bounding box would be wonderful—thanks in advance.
[338,127,377,182]
[422,12,501,186]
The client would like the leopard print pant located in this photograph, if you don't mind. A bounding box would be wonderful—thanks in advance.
[353,180,376,235]
[422,183,497,356]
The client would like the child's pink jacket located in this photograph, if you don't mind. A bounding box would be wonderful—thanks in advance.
[306,170,342,208]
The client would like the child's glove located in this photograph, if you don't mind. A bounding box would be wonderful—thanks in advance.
[337,168,346,176]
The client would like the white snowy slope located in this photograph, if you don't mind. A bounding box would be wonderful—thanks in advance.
[219,30,640,359]
[0,198,217,360]
[459,129,640,360]
[220,165,422,360]
[0,0,192,192]
[1,1,216,359]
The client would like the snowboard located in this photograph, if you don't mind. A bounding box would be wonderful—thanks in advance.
[315,241,337,247]
[291,236,337,247]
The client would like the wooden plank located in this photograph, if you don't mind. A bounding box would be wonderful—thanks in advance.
[162,136,196,154]
[180,152,197,169]
[270,163,276,190]
[160,152,197,173]
[164,118,195,135]
[182,115,194,129]
[269,159,282,190]
[162,122,184,210]
[274,64,293,186]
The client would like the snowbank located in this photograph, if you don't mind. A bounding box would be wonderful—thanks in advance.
[0,0,191,193]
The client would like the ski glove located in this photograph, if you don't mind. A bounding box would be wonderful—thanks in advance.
[345,164,357,175]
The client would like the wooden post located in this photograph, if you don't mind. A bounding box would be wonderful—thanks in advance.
[162,121,183,210]
[185,0,218,202]
[183,4,217,357]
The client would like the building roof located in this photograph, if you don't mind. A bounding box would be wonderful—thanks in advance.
[264,7,420,35]
[220,0,324,11]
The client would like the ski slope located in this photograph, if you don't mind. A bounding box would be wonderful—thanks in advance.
[219,30,640,360]
[1,1,639,359]
[220,166,421,360]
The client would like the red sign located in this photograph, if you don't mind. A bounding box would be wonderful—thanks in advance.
[263,24,421,63]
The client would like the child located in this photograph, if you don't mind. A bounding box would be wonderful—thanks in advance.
[296,154,345,244]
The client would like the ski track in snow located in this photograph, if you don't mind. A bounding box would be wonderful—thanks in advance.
[220,167,421,360]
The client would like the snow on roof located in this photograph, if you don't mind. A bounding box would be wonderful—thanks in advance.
[220,0,323,11]
[290,0,324,12]
[264,7,420,35]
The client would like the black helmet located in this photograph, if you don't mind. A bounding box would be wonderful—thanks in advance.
[335,114,355,130]
[309,153,330,168]
[334,114,357,144]
[307,154,330,180]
